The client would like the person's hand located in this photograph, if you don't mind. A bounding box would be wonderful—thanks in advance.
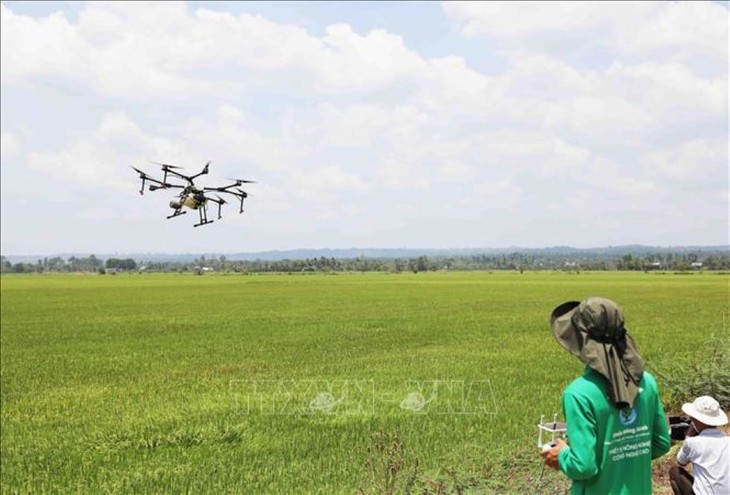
[540,437,567,471]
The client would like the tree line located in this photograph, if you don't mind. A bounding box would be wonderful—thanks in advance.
[1,255,136,274]
[2,251,729,274]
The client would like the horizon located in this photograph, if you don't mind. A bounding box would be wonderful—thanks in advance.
[4,243,728,263]
[2,1,728,254]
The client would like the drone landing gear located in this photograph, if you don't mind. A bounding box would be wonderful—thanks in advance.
[194,206,214,227]
[167,209,186,220]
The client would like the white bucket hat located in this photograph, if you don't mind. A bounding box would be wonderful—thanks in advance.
[681,396,729,427]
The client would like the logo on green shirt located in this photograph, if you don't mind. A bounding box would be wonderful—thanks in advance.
[619,407,638,427]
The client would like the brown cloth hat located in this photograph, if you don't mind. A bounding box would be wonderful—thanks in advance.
[550,297,644,409]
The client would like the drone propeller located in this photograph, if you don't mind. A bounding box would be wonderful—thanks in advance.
[225,177,256,184]
[131,166,150,177]
[149,161,183,169]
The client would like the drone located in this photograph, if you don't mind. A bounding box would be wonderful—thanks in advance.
[132,161,254,227]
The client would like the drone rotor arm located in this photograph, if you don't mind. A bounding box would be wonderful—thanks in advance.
[164,168,195,184]
[132,166,168,194]
[148,183,184,192]
[207,194,227,219]
[135,169,148,195]
[228,189,248,213]
[208,188,247,214]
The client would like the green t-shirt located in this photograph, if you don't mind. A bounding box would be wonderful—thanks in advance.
[558,367,671,495]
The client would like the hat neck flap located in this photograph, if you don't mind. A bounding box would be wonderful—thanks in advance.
[581,338,644,409]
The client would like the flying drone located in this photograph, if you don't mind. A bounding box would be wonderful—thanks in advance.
[132,161,254,227]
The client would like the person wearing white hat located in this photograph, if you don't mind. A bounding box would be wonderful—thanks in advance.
[669,395,730,495]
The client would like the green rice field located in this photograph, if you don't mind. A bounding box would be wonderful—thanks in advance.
[1,271,728,493]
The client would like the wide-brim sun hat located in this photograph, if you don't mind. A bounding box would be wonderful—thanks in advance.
[682,396,729,426]
[550,297,644,409]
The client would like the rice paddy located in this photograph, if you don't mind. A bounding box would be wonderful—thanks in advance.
[1,271,727,493]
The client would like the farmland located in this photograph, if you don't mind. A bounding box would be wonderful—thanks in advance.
[1,271,728,493]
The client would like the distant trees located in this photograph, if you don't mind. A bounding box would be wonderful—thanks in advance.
[1,250,728,274]
[67,255,103,272]
[105,258,137,271]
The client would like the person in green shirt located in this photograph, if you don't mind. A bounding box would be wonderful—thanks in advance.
[540,297,672,494]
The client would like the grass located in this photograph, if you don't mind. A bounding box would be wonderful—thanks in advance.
[1,271,728,493]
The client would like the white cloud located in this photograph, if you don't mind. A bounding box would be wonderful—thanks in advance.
[501,53,725,140]
[610,177,655,195]
[1,2,428,98]
[183,105,290,173]
[314,104,397,147]
[1,3,86,81]
[415,55,505,117]
[545,95,652,138]
[25,112,189,190]
[1,1,726,251]
[316,24,427,91]
[613,1,728,68]
[1,2,238,98]
[443,1,637,38]
[443,1,727,71]
[1,131,21,162]
[439,159,478,183]
[481,130,581,159]
[309,166,368,191]
[466,176,524,210]
[645,138,728,184]
[376,155,431,191]
[286,165,368,211]
[605,62,727,118]
[505,52,592,97]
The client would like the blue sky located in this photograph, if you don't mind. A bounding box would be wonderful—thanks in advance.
[1,1,728,255]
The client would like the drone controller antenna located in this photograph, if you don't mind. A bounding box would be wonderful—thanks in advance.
[538,413,567,452]
[538,414,545,448]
